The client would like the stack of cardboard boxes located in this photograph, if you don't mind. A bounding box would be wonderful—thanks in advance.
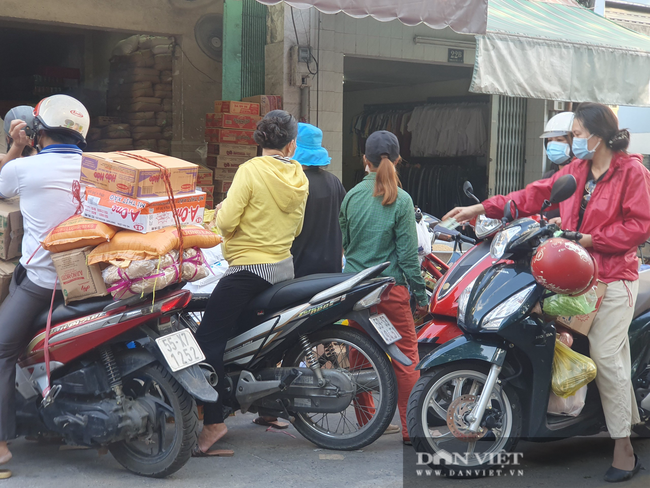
[41,150,207,303]
[0,199,23,306]
[204,96,282,205]
[80,150,203,233]
[205,101,261,204]
[100,36,174,155]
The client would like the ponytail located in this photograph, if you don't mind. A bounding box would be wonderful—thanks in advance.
[373,156,401,206]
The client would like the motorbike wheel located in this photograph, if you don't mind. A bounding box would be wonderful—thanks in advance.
[283,325,398,451]
[109,363,199,478]
[406,361,522,477]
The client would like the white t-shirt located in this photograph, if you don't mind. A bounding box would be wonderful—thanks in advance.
[0,144,83,289]
[0,117,6,153]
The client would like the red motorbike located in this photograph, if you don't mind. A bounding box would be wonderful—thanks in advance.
[16,286,217,478]
[417,182,503,357]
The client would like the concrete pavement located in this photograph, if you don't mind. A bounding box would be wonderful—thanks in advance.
[1,411,648,488]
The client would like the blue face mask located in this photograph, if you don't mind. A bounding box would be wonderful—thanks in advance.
[546,141,571,165]
[572,134,600,160]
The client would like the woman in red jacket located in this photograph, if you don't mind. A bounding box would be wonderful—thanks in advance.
[444,103,650,482]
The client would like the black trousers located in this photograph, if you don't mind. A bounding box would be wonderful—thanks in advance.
[195,271,271,425]
[0,265,56,440]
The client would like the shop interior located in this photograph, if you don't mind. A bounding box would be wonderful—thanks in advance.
[0,21,173,154]
[342,56,489,218]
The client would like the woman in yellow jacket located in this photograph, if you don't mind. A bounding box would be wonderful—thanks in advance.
[194,110,309,456]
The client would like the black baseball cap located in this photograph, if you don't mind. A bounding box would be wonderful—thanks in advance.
[365,130,400,165]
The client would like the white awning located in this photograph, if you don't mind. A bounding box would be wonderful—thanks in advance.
[255,0,488,34]
[471,0,650,106]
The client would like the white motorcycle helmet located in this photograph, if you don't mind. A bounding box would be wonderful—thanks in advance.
[540,111,575,139]
[33,95,90,149]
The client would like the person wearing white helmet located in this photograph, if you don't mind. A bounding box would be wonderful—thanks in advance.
[540,111,575,221]
[0,106,37,166]
[0,94,89,466]
[541,111,575,179]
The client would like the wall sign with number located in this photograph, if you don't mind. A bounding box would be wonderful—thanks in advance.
[448,48,464,64]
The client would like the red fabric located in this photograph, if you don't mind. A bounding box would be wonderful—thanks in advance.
[483,153,650,283]
[351,285,420,440]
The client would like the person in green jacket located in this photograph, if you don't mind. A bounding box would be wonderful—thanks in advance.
[339,130,427,444]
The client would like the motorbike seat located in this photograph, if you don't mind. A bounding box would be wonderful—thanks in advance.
[243,273,351,318]
[634,268,650,319]
[32,295,116,330]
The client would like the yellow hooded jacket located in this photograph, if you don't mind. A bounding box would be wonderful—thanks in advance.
[217,155,309,266]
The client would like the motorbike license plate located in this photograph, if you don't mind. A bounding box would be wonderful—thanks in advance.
[369,314,402,345]
[156,329,206,372]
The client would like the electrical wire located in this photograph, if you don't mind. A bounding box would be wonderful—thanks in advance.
[174,40,220,83]
[291,7,301,44]
[290,7,318,77]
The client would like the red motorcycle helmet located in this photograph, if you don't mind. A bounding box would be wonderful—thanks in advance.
[531,237,598,296]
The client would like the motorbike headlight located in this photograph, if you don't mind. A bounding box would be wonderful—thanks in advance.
[475,215,503,240]
[481,284,536,331]
[490,226,521,259]
[457,278,476,326]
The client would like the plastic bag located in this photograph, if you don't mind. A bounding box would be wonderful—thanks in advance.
[551,339,597,398]
[543,288,598,317]
[103,248,211,299]
[43,216,118,253]
[88,225,221,265]
[548,385,587,417]
[416,220,432,262]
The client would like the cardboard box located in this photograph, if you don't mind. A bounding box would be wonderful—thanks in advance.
[81,150,198,198]
[214,192,226,203]
[199,185,214,208]
[211,156,248,169]
[212,168,238,181]
[242,95,283,116]
[206,113,261,130]
[196,165,213,186]
[207,143,257,158]
[95,116,122,127]
[214,101,260,116]
[51,246,108,304]
[214,180,233,193]
[83,187,206,233]
[555,281,608,336]
[0,260,18,306]
[204,128,257,145]
[0,198,23,261]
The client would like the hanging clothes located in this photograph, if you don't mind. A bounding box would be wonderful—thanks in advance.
[351,108,413,158]
[407,103,488,157]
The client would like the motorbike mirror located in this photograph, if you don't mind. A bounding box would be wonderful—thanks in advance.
[549,174,578,204]
[503,200,518,223]
[463,181,480,204]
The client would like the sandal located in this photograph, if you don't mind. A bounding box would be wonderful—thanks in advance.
[383,424,401,435]
[252,417,289,430]
[192,446,234,458]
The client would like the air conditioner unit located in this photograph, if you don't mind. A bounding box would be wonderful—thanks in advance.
[553,101,566,111]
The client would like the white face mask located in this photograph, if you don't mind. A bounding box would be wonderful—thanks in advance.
[365,165,370,173]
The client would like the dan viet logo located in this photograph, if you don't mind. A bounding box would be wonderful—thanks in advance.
[414,451,525,478]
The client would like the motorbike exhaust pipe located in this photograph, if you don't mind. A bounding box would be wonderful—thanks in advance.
[199,363,218,387]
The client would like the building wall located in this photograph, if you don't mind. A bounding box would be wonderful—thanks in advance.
[524,99,548,185]
[0,0,224,162]
[275,7,476,180]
